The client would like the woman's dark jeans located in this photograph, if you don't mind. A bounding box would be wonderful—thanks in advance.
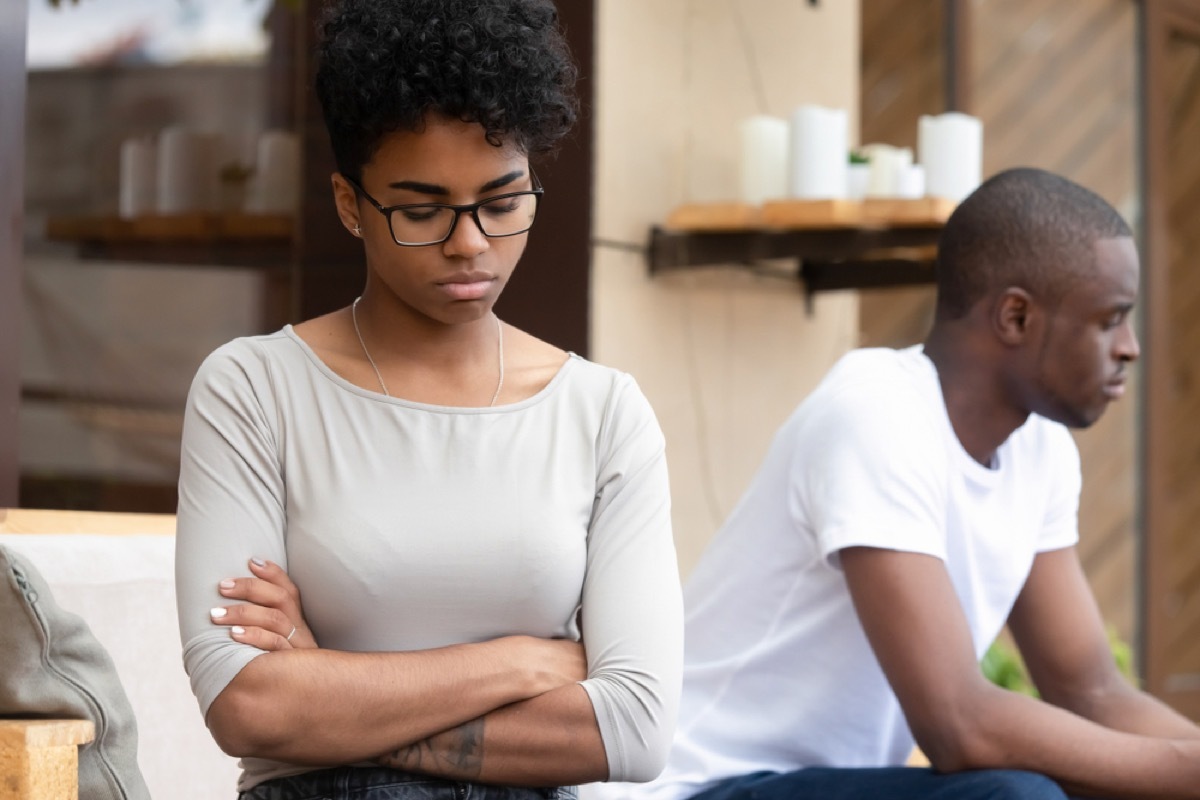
[238,766,580,800]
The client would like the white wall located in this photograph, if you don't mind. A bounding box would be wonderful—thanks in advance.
[592,0,862,576]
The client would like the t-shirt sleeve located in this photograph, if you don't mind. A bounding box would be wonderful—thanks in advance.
[1036,422,1082,553]
[175,341,287,718]
[796,376,949,568]
[578,374,683,783]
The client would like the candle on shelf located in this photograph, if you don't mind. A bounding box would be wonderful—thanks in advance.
[860,144,914,198]
[918,112,983,201]
[787,104,848,200]
[118,137,156,219]
[157,126,217,214]
[245,130,301,215]
[895,164,926,199]
[738,115,788,206]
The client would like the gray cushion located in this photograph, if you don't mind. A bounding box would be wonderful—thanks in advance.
[0,543,151,800]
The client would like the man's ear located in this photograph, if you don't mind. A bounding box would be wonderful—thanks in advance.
[993,287,1036,346]
[330,173,362,237]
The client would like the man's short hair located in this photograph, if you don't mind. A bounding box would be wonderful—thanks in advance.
[935,167,1132,320]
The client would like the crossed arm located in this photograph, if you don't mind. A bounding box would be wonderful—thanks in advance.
[197,510,677,787]
[201,544,667,788]
[842,545,1200,799]
[205,613,607,786]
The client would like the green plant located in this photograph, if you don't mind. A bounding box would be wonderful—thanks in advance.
[980,639,1038,696]
[982,626,1137,697]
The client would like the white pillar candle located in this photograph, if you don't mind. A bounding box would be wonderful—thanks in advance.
[118,137,156,219]
[919,112,983,201]
[245,130,301,215]
[895,164,926,199]
[157,126,217,214]
[738,115,788,206]
[787,105,848,200]
[860,144,913,198]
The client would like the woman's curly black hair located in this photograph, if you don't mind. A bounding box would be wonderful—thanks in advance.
[315,0,579,178]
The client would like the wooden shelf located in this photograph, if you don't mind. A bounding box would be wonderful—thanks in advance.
[662,197,955,233]
[666,202,765,230]
[44,212,294,270]
[761,199,865,228]
[651,199,954,308]
[861,197,957,226]
[46,212,292,242]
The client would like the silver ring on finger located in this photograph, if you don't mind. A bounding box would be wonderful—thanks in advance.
[286,625,297,642]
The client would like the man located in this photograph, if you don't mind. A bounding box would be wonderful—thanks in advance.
[602,168,1200,799]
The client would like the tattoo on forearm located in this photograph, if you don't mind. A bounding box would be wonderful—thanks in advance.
[380,717,485,778]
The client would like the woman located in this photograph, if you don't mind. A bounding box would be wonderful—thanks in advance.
[174,1,682,797]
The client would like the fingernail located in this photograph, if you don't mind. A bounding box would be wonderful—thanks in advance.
[251,557,266,568]
[219,579,235,591]
[209,607,227,619]
[231,626,245,636]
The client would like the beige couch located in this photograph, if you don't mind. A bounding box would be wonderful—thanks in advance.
[1,508,931,799]
[0,508,241,800]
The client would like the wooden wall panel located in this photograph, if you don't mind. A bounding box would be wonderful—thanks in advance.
[859,0,1140,645]
[1147,15,1200,716]
[860,0,944,155]
[0,2,28,506]
[857,0,941,352]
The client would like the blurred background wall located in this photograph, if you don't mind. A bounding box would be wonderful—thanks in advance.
[10,0,1200,716]
[591,0,861,576]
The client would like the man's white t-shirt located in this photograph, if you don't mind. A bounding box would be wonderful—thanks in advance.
[601,345,1080,800]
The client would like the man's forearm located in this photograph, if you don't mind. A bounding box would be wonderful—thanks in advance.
[379,683,608,787]
[1065,678,1200,741]
[941,686,1200,799]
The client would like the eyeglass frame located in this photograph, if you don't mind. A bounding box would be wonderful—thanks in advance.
[342,171,544,247]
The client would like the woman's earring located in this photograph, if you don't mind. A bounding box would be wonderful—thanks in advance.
[352,225,362,237]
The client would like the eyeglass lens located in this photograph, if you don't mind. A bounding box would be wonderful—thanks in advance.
[389,193,539,245]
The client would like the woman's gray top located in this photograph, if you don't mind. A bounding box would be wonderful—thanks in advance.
[175,327,683,789]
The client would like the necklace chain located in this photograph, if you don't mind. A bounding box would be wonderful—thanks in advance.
[351,296,504,407]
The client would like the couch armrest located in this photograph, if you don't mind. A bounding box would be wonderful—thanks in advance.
[0,719,96,800]
[0,509,175,537]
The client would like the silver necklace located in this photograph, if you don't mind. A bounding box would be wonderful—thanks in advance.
[350,296,504,406]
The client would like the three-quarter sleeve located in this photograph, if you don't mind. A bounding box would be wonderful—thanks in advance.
[175,342,287,717]
[578,375,684,783]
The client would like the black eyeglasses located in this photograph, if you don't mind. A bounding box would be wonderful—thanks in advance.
[343,173,544,247]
